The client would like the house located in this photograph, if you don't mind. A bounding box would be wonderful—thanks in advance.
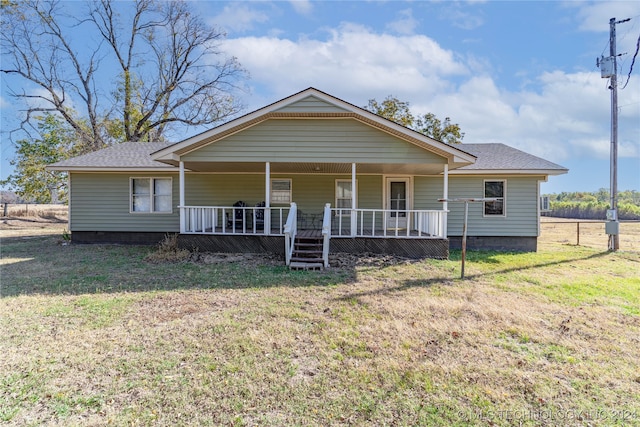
[49,88,567,267]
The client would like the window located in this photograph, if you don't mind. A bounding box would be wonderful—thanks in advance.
[540,196,550,212]
[271,179,292,204]
[335,180,356,214]
[131,178,172,213]
[484,180,505,216]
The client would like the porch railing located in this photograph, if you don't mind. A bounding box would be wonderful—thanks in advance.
[283,202,298,265]
[330,208,447,238]
[180,205,446,239]
[180,205,290,235]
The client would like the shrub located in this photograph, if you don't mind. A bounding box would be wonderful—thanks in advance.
[145,233,192,263]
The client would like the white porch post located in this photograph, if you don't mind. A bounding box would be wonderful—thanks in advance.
[265,162,271,235]
[351,162,357,237]
[179,160,185,233]
[442,163,449,237]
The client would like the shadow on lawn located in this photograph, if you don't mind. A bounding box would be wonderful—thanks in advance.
[1,234,614,299]
[0,234,358,297]
[335,249,613,302]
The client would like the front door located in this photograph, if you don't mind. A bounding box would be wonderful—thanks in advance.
[386,178,410,229]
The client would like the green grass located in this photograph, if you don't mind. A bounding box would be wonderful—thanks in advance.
[1,234,639,426]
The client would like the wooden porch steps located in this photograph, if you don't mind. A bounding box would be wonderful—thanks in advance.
[289,232,325,270]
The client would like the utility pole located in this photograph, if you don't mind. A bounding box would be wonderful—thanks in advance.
[598,17,629,251]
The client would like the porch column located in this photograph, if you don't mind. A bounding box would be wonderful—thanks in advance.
[179,160,185,233]
[351,162,357,237]
[442,163,449,237]
[265,162,271,235]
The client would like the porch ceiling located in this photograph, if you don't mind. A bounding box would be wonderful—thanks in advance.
[183,161,445,175]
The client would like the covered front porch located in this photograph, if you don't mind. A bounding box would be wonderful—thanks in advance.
[175,161,452,266]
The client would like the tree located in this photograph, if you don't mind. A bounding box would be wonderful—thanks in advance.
[414,113,465,145]
[0,114,77,203]
[364,95,464,144]
[364,96,415,128]
[1,0,247,148]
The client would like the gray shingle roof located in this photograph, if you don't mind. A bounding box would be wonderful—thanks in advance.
[49,141,175,169]
[49,140,567,174]
[456,143,567,173]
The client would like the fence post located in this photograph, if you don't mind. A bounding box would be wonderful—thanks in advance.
[577,222,580,246]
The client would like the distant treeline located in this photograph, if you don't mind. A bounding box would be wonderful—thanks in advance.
[544,189,640,220]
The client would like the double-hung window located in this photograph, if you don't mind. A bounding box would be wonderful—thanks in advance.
[335,180,355,215]
[271,179,292,204]
[131,178,172,213]
[484,180,505,216]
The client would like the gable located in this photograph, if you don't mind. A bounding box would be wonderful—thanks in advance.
[153,88,476,167]
[273,95,351,113]
[180,118,447,165]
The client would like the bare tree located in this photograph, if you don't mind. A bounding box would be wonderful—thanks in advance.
[1,0,247,148]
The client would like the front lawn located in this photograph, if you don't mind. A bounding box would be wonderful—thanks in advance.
[1,232,639,426]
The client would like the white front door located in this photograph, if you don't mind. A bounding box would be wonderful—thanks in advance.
[386,178,410,229]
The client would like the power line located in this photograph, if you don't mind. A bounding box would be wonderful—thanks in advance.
[621,31,640,89]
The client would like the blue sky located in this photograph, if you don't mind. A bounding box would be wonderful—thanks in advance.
[2,0,639,194]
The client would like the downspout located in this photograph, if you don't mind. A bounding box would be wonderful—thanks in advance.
[179,160,185,233]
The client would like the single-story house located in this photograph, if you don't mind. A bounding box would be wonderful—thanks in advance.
[49,87,567,267]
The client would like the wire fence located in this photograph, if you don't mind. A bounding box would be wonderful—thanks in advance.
[540,219,640,252]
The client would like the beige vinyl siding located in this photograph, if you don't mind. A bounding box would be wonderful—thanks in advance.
[182,119,446,165]
[70,172,179,232]
[274,95,350,113]
[446,176,543,237]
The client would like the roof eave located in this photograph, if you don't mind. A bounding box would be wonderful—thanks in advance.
[46,166,178,172]
[449,169,569,176]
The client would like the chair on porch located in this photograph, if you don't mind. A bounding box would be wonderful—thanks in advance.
[255,201,265,230]
[227,200,247,228]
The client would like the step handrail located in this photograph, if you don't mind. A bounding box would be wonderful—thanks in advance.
[321,203,331,268]
[283,202,298,265]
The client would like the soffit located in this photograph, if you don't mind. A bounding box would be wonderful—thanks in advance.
[183,161,445,175]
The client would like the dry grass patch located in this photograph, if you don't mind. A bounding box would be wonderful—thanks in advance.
[144,234,192,264]
[1,223,639,426]
[540,217,640,251]
[1,203,67,221]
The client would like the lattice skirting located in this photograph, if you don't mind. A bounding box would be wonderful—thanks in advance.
[178,234,285,254]
[330,238,449,259]
[70,231,449,259]
[180,235,448,259]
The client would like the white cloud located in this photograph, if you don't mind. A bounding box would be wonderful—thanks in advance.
[221,22,639,167]
[386,9,419,35]
[574,1,640,33]
[289,0,313,16]
[573,1,640,62]
[415,70,639,162]
[211,4,269,33]
[440,4,484,30]
[0,95,8,109]
[223,23,468,103]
